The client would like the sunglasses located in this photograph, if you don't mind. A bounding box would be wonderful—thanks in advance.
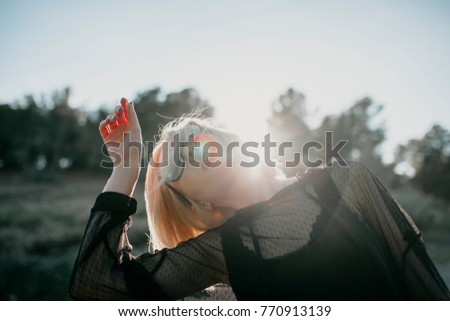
[162,123,207,205]
[165,182,192,205]
[164,143,192,205]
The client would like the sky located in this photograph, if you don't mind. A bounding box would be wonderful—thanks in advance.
[1,0,449,163]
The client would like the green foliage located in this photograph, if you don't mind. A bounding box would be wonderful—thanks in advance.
[0,87,213,175]
[395,125,450,200]
[134,87,213,150]
[391,185,450,232]
[268,91,390,181]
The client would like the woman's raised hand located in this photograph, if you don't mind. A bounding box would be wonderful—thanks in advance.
[100,98,143,196]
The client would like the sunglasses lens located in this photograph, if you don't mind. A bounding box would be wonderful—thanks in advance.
[168,165,184,182]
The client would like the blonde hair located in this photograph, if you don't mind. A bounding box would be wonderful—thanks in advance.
[145,115,239,249]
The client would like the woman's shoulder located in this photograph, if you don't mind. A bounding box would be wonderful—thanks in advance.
[300,161,372,181]
[325,161,374,183]
[219,173,328,260]
[297,161,374,196]
[221,161,374,229]
[222,176,322,234]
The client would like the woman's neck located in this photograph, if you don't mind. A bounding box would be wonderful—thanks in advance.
[226,170,297,210]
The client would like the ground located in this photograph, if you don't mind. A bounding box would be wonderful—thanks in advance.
[0,171,448,300]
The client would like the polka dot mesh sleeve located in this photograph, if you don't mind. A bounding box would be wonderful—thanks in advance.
[70,164,449,300]
[69,192,234,300]
[69,185,325,300]
[326,161,449,299]
[69,211,135,300]
[141,228,234,300]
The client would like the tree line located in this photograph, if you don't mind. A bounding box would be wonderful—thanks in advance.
[0,87,212,176]
[268,88,450,201]
[0,86,449,201]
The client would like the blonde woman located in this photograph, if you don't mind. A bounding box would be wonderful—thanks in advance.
[69,98,449,300]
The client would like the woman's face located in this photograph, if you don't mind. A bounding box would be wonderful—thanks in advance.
[170,135,241,208]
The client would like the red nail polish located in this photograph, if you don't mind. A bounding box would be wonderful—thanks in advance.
[103,98,129,136]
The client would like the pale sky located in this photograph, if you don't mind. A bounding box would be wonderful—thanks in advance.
[1,0,449,162]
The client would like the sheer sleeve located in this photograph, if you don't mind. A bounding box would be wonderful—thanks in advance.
[69,192,231,300]
[327,161,450,300]
[326,162,418,265]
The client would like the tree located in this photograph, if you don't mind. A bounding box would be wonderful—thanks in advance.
[0,103,17,169]
[134,87,213,163]
[395,124,450,200]
[267,91,391,181]
[0,97,47,171]
[313,97,389,180]
[267,88,312,176]
[0,86,214,176]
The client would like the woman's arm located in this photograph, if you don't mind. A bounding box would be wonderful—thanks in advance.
[100,98,142,196]
[70,99,144,299]
[69,191,229,300]
[69,192,140,300]
[70,99,229,300]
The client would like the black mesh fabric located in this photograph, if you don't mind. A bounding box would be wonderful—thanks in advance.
[69,162,450,300]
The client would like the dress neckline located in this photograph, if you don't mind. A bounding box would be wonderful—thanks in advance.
[223,174,304,226]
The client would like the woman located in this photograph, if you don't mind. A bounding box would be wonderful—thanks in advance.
[69,98,449,300]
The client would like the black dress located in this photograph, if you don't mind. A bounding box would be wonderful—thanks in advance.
[69,162,450,300]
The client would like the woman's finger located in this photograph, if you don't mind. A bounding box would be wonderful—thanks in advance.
[106,113,119,130]
[124,101,138,124]
[119,98,129,123]
[114,105,127,125]
[121,97,129,109]
[99,98,134,139]
[106,113,116,122]
[114,105,123,116]
[99,119,108,129]
[99,119,111,137]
